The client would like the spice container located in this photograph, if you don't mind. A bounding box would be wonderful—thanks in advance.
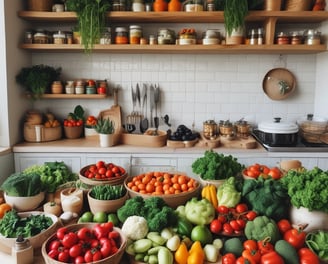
[290,31,302,45]
[184,0,204,11]
[203,120,217,139]
[115,27,129,44]
[132,0,145,11]
[65,81,75,94]
[276,32,290,45]
[129,25,142,44]
[66,32,73,44]
[179,28,196,45]
[304,29,321,45]
[100,28,111,44]
[202,29,220,45]
[24,31,33,44]
[53,30,66,44]
[12,235,33,264]
[112,0,126,10]
[157,28,176,44]
[33,29,48,44]
[51,81,63,94]
[149,35,157,45]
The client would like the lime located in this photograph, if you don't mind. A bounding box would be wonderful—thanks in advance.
[93,211,108,223]
[191,225,213,246]
[107,213,119,226]
[80,211,94,222]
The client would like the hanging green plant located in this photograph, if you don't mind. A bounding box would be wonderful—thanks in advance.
[16,64,62,100]
[66,0,111,52]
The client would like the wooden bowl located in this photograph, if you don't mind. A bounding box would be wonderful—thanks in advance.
[79,164,128,186]
[87,189,128,214]
[124,175,201,208]
[41,224,126,264]
[0,211,58,254]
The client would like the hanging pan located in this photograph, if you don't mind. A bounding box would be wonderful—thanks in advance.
[262,68,296,100]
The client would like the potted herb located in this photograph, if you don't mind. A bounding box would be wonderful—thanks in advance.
[223,0,264,44]
[16,64,61,100]
[95,117,115,147]
[66,0,111,52]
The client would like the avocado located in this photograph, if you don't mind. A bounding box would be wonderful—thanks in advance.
[223,237,243,257]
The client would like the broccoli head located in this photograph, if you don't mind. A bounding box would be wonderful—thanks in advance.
[117,196,145,223]
[147,206,178,232]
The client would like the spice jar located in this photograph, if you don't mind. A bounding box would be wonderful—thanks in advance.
[304,29,321,45]
[276,32,290,45]
[202,29,220,45]
[51,81,63,94]
[112,0,126,10]
[65,81,75,94]
[132,0,145,11]
[53,30,66,44]
[100,28,111,44]
[24,31,33,44]
[157,28,176,44]
[66,32,73,44]
[129,25,142,44]
[115,27,129,44]
[33,29,48,44]
[179,28,196,45]
[290,31,302,45]
[203,120,217,139]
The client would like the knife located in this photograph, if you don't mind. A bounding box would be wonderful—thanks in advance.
[149,84,155,127]
[136,83,141,114]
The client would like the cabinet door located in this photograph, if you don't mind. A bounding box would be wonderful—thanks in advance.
[14,153,82,172]
[130,156,177,175]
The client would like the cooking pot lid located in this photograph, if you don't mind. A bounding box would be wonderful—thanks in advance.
[258,118,299,133]
[262,68,296,100]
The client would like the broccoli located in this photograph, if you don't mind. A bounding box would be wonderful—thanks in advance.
[117,196,178,232]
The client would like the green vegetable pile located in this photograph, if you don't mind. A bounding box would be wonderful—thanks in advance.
[217,176,241,208]
[191,150,244,180]
[24,161,78,193]
[280,167,328,213]
[306,230,328,261]
[117,196,178,232]
[1,172,43,196]
[242,177,290,221]
[90,185,126,200]
[0,210,53,238]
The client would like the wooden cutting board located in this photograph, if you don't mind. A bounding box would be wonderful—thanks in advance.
[220,135,258,149]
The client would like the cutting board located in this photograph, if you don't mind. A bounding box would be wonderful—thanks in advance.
[220,135,258,149]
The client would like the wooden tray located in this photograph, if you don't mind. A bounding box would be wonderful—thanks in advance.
[197,133,221,148]
[167,138,198,148]
[121,130,167,147]
[219,135,258,149]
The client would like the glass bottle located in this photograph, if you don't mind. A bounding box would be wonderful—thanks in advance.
[132,0,145,11]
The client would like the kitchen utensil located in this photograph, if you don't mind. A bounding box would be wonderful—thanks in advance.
[255,117,299,147]
[140,83,149,133]
[163,114,171,127]
[149,84,155,127]
[153,84,160,135]
[262,68,296,100]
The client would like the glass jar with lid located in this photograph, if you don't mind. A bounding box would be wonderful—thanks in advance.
[276,32,290,45]
[129,25,142,44]
[112,0,126,11]
[202,29,220,45]
[132,0,145,11]
[179,28,197,45]
[115,27,128,44]
[157,29,176,45]
[184,0,204,12]
[33,29,48,44]
[304,29,321,45]
[100,28,111,44]
[53,30,66,44]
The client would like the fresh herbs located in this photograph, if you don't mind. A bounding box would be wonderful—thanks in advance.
[16,64,61,99]
[223,0,248,37]
[0,172,43,197]
[66,0,110,52]
[280,167,328,213]
[0,210,53,238]
[90,185,126,200]
[24,161,78,193]
[306,230,328,261]
[192,150,244,180]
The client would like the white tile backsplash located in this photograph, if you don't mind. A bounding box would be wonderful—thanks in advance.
[32,53,317,131]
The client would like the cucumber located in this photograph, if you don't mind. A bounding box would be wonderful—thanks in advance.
[275,239,299,264]
[147,231,167,245]
[133,238,153,253]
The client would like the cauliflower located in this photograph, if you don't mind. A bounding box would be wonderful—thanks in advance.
[121,215,149,240]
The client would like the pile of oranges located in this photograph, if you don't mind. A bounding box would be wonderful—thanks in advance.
[126,171,198,195]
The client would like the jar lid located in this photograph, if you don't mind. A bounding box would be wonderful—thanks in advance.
[115,27,127,32]
[258,118,299,134]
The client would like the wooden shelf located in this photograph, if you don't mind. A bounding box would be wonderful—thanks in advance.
[19,43,327,54]
[41,94,109,99]
[17,11,328,24]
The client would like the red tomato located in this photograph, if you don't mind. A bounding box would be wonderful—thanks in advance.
[268,167,282,180]
[210,219,222,234]
[277,219,292,234]
[235,203,248,213]
[298,247,320,264]
[48,249,59,260]
[62,232,78,248]
[108,230,120,240]
[245,211,257,221]
[58,250,70,262]
[284,227,307,249]
[98,167,106,175]
[77,227,93,241]
[96,161,105,168]
[56,227,68,240]
[222,253,237,264]
[229,220,242,232]
[74,255,85,264]
[236,219,246,229]
[243,239,258,251]
[69,244,83,258]
[261,165,270,174]
[223,223,234,235]
[84,249,102,262]
[99,237,112,258]
[111,166,120,174]
[217,205,229,214]
[260,251,284,264]
[105,170,113,178]
[48,240,61,251]
[217,215,227,223]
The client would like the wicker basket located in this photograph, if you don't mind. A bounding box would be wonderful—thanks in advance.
[284,0,314,11]
[24,123,62,142]
[42,224,127,264]
[28,0,54,11]
[64,125,83,139]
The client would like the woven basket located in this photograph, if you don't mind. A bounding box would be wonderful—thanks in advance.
[27,0,54,11]
[284,0,314,11]
[64,125,83,139]
[24,123,62,142]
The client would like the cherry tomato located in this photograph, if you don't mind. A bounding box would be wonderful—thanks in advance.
[56,227,68,240]
[62,232,78,248]
[229,219,242,232]
[277,219,292,234]
[223,223,234,235]
[98,167,106,175]
[108,230,120,240]
[58,250,70,262]
[74,255,85,264]
[210,219,222,234]
[48,240,61,251]
[48,249,59,260]
[69,244,82,258]
[84,249,102,262]
[112,166,120,174]
[217,205,229,214]
[93,223,109,239]
[77,227,93,241]
[235,203,248,213]
[268,167,282,180]
[245,211,257,221]
[105,170,113,178]
[236,218,246,229]
[222,253,237,264]
[217,215,227,223]
[96,160,105,168]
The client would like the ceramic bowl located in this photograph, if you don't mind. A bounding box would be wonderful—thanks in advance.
[87,189,128,214]
[4,191,45,211]
[0,211,58,254]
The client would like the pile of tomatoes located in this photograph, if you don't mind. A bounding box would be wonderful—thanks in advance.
[210,203,257,236]
[243,163,282,180]
[82,161,126,180]
[85,115,98,128]
[63,119,83,127]
[46,222,122,263]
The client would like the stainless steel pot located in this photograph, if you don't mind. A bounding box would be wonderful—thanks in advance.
[255,117,299,147]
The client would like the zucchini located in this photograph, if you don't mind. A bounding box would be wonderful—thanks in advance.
[275,239,299,264]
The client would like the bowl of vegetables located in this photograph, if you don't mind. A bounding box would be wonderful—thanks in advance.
[0,210,58,253]
[87,185,128,214]
[79,161,128,186]
[41,223,126,264]
[124,171,201,208]
[4,191,45,212]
